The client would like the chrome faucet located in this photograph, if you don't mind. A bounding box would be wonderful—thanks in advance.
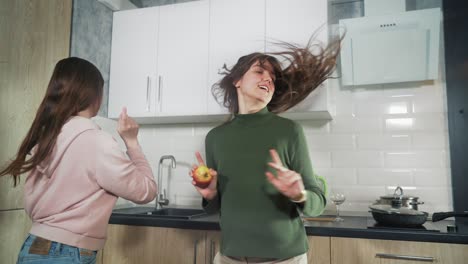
[156,155,176,209]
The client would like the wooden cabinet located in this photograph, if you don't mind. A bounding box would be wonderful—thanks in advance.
[308,236,331,264]
[102,227,468,264]
[108,7,160,119]
[0,210,32,264]
[205,231,221,264]
[204,232,332,264]
[331,237,468,264]
[103,224,206,264]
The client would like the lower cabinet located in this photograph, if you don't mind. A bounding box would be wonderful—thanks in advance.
[103,226,331,264]
[103,225,206,264]
[102,226,468,264]
[331,237,468,264]
[0,210,32,264]
[205,231,221,264]
[308,236,331,264]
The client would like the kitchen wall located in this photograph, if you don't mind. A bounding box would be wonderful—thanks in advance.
[71,0,113,117]
[0,0,72,262]
[84,0,450,214]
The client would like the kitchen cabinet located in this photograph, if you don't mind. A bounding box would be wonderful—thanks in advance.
[266,0,333,120]
[102,224,206,264]
[108,7,160,119]
[0,210,32,264]
[207,0,265,114]
[331,237,468,264]
[206,231,331,264]
[103,227,331,264]
[109,1,210,120]
[109,0,334,123]
[308,236,331,264]
[205,231,221,263]
[158,1,209,116]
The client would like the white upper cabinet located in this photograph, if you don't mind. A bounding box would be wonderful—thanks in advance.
[265,0,328,50]
[108,0,333,123]
[266,0,333,119]
[207,0,266,114]
[108,7,159,119]
[158,1,209,116]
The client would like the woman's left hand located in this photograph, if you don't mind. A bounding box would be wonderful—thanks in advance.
[265,149,305,200]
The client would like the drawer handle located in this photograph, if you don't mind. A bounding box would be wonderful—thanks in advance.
[193,239,198,264]
[210,240,215,263]
[376,253,435,262]
[158,75,162,112]
[146,76,151,112]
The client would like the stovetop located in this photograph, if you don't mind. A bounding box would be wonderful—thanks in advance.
[367,219,441,232]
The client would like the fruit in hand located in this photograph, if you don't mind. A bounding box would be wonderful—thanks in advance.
[193,165,212,188]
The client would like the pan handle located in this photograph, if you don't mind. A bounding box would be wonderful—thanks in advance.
[432,211,468,222]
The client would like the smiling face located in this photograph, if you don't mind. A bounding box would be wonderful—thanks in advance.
[234,60,276,112]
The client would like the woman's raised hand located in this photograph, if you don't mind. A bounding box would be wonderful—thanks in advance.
[117,107,139,149]
[266,149,305,201]
[190,152,218,200]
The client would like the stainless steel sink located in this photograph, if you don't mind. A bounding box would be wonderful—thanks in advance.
[112,207,207,219]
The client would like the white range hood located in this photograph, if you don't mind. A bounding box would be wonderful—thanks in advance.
[339,0,442,86]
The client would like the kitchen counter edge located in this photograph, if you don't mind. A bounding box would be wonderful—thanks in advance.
[109,213,468,244]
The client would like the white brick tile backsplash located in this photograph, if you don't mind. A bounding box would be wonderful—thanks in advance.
[413,168,451,187]
[315,168,357,185]
[300,120,330,134]
[357,134,411,150]
[331,117,383,133]
[332,151,383,168]
[412,114,447,131]
[334,89,355,117]
[411,133,447,149]
[109,78,452,214]
[171,135,205,152]
[194,123,218,136]
[384,151,447,168]
[309,151,332,168]
[330,117,356,133]
[385,117,414,131]
[354,99,386,117]
[412,92,445,113]
[357,169,413,186]
[306,134,355,150]
[354,117,383,133]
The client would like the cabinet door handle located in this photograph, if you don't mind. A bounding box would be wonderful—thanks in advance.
[158,75,162,112]
[376,253,435,262]
[193,239,198,264]
[146,76,151,111]
[210,240,215,264]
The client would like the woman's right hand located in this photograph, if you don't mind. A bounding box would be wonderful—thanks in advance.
[117,107,140,149]
[190,152,218,200]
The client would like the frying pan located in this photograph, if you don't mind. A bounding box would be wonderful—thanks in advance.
[369,205,468,227]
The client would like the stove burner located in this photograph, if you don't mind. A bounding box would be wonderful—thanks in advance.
[367,219,440,232]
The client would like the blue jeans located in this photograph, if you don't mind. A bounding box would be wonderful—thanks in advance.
[17,234,97,264]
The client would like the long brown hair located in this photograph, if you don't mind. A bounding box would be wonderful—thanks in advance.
[0,57,104,186]
[213,33,342,114]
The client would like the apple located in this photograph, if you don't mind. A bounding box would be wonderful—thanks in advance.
[193,165,212,188]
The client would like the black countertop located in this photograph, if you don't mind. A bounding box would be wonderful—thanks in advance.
[109,208,468,245]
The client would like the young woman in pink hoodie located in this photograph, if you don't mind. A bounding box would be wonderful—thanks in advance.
[0,57,157,264]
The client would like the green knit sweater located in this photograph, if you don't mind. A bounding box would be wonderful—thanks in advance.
[203,107,326,259]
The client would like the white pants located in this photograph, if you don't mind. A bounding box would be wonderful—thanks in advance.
[213,252,308,264]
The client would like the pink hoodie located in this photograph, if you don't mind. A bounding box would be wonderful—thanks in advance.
[24,116,157,250]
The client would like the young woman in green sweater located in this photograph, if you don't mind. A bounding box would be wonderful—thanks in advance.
[190,38,341,263]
